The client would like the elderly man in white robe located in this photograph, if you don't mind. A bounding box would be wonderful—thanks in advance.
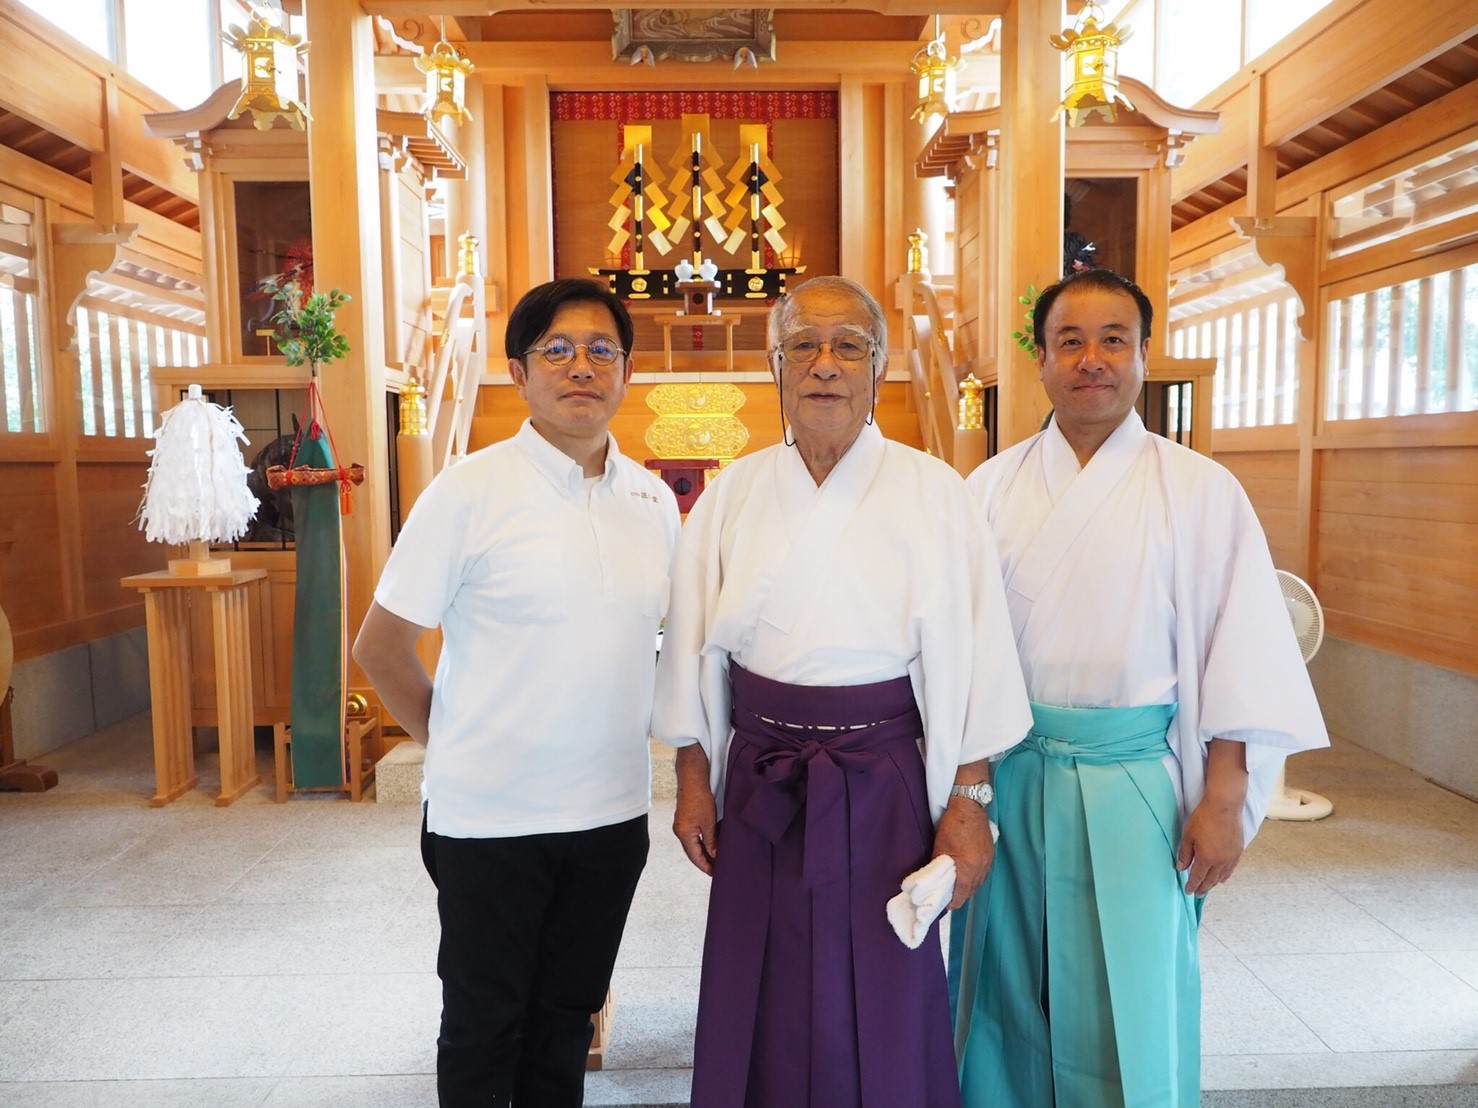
[653,276,1031,1108]
[950,267,1328,1107]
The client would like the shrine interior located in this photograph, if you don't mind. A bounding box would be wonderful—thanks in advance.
[0,1,1476,1104]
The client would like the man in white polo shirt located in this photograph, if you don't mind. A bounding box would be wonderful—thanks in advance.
[354,278,680,1108]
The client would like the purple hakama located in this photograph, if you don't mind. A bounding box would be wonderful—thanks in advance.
[689,664,962,1108]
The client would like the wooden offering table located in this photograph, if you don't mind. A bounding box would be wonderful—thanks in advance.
[658,313,740,372]
[122,568,266,806]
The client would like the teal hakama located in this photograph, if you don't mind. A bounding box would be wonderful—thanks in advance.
[950,702,1201,1108]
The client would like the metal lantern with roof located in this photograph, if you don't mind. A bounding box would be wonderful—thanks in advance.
[911,18,958,124]
[417,33,475,127]
[1051,2,1132,126]
[223,10,309,131]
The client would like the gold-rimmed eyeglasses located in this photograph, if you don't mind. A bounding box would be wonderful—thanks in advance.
[524,337,626,367]
[774,336,875,365]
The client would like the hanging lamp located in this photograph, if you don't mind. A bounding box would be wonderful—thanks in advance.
[1050,1,1133,125]
[911,16,958,124]
[417,19,475,127]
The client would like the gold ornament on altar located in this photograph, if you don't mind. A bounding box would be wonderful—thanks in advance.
[911,17,958,124]
[957,373,985,431]
[645,383,750,461]
[223,9,310,131]
[417,23,475,128]
[399,376,428,436]
[1050,2,1133,126]
[907,229,929,276]
[456,231,481,277]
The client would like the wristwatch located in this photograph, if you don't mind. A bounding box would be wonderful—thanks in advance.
[949,780,994,809]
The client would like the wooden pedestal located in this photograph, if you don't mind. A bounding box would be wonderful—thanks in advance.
[658,313,739,371]
[122,568,266,806]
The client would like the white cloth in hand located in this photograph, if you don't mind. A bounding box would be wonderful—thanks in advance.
[886,854,957,950]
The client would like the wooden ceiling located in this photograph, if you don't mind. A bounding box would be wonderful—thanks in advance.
[0,107,201,231]
[1171,33,1478,230]
[2,8,1472,248]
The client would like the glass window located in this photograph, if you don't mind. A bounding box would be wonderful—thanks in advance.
[1157,0,1241,106]
[14,0,112,58]
[1105,0,1155,86]
[124,0,214,107]
[1247,0,1333,60]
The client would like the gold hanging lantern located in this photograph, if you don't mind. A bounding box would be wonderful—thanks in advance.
[1050,2,1132,126]
[910,18,958,124]
[223,9,310,131]
[417,29,475,128]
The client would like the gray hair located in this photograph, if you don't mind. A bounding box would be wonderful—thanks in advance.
[767,276,889,380]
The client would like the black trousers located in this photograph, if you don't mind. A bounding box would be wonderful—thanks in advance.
[421,810,649,1108]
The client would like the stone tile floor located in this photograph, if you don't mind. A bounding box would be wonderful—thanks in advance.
[0,714,1475,1106]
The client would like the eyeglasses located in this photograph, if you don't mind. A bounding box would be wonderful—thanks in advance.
[774,335,874,365]
[524,337,626,367]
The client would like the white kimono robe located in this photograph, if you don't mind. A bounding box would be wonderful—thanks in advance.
[653,421,1032,822]
[967,411,1328,842]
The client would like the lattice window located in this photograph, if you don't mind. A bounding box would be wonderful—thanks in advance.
[1169,247,1300,430]
[1,202,44,434]
[1325,262,1478,421]
[76,262,207,438]
[1329,138,1478,261]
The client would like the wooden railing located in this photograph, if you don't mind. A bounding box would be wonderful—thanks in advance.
[898,273,988,475]
[396,274,482,521]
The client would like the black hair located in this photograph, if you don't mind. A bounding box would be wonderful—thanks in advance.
[1032,267,1153,350]
[504,278,634,361]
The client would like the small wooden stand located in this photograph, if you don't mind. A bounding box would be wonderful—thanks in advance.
[659,313,740,372]
[272,699,384,802]
[169,539,234,577]
[122,567,266,806]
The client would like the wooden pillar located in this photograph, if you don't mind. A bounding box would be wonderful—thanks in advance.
[522,74,554,287]
[995,0,1063,448]
[1293,193,1323,585]
[838,77,866,283]
[479,80,510,355]
[303,0,391,670]
[377,135,409,367]
[883,79,906,286]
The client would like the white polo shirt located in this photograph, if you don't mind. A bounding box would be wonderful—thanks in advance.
[375,420,680,838]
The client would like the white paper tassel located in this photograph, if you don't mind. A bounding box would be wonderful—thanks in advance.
[137,383,259,545]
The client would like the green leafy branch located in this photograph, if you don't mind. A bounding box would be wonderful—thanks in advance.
[1010,284,1041,353]
[260,275,352,373]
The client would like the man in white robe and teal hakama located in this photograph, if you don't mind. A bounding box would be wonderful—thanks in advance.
[950,268,1328,1108]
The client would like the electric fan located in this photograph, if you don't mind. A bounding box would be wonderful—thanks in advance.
[1266,570,1333,821]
